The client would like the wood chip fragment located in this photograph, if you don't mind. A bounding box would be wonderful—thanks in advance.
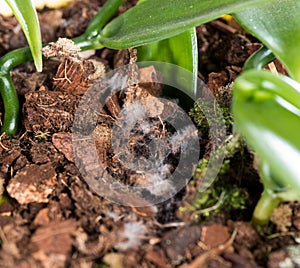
[33,208,50,226]
[161,225,202,264]
[52,132,74,162]
[42,38,106,95]
[270,204,292,232]
[201,224,230,248]
[53,58,96,95]
[7,163,57,204]
[180,230,237,268]
[31,219,77,267]
[145,249,169,268]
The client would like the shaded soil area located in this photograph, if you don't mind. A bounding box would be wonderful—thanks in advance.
[0,1,299,267]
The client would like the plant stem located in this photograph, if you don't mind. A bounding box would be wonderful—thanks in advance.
[252,190,281,225]
[0,47,33,73]
[0,74,20,135]
[243,45,275,71]
[0,47,33,135]
[72,36,104,51]
[72,0,123,50]
[84,0,124,38]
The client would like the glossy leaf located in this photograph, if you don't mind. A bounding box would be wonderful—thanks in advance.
[99,0,275,49]
[137,28,198,97]
[232,70,300,196]
[233,0,300,82]
[4,0,42,71]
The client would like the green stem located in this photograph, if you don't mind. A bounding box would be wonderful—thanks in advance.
[72,36,104,51]
[0,74,20,135]
[84,0,124,38]
[243,45,275,71]
[72,0,123,50]
[0,47,33,135]
[252,190,281,225]
[0,47,33,73]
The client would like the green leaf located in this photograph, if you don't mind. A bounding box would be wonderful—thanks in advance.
[137,28,198,97]
[232,70,300,197]
[99,0,276,49]
[5,0,42,72]
[233,0,300,82]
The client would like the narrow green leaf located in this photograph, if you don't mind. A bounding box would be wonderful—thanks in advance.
[232,70,300,196]
[5,0,42,72]
[137,28,198,97]
[233,0,300,82]
[99,0,276,49]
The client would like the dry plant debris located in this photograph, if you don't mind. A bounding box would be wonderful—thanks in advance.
[270,204,293,232]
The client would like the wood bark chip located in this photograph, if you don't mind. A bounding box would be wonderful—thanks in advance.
[230,221,260,249]
[42,38,106,95]
[30,141,64,164]
[0,149,20,173]
[161,225,202,264]
[180,230,237,268]
[24,90,76,134]
[33,208,50,226]
[30,219,77,267]
[53,58,94,94]
[270,204,292,232]
[200,224,230,248]
[145,249,170,268]
[7,163,57,204]
[52,132,74,162]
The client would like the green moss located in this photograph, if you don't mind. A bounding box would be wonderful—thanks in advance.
[186,153,249,218]
[183,88,252,219]
[189,83,233,136]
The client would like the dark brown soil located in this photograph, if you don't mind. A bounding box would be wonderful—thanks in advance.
[0,1,299,267]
